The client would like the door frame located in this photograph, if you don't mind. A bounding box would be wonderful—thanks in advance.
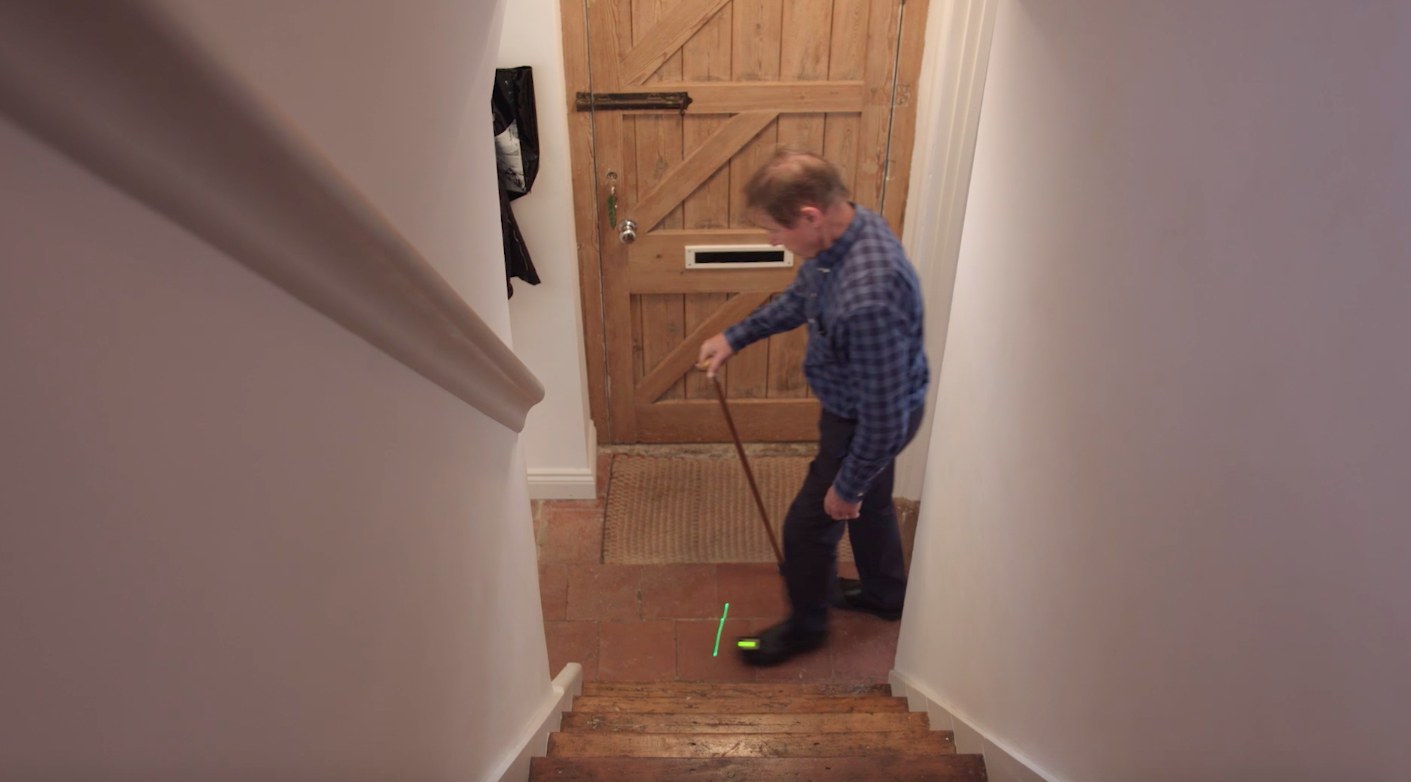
[559,0,933,443]
[560,1,611,433]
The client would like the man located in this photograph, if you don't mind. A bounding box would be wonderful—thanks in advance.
[697,149,929,666]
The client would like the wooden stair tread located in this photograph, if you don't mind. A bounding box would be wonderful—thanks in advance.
[530,755,989,781]
[569,694,908,714]
[543,677,982,778]
[548,730,955,758]
[561,710,931,734]
[581,682,890,698]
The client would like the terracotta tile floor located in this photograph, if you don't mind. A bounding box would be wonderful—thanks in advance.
[534,452,899,685]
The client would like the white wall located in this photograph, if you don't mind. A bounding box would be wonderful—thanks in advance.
[896,2,1411,781]
[499,0,598,498]
[0,1,552,779]
[893,0,995,500]
[155,0,515,335]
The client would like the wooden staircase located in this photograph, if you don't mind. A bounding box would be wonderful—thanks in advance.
[530,682,988,781]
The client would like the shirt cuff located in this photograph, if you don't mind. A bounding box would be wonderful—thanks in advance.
[832,477,868,503]
[723,323,752,353]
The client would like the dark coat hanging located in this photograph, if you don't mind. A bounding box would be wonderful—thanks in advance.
[492,65,542,297]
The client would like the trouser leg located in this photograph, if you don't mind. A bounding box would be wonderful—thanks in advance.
[784,406,926,631]
[847,406,925,608]
[781,411,852,635]
[847,458,907,607]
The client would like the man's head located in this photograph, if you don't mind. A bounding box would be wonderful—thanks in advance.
[744,149,852,259]
[744,148,850,226]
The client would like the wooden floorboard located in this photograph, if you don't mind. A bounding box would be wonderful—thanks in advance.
[561,710,931,734]
[581,682,890,698]
[540,648,984,779]
[531,755,989,781]
[568,694,909,714]
[548,730,956,758]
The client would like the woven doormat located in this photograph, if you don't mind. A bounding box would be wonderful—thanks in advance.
[603,454,854,564]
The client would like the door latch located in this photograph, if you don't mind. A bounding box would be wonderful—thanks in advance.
[575,91,693,113]
[606,171,618,229]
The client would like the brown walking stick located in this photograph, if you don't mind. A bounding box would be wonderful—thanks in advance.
[708,373,785,567]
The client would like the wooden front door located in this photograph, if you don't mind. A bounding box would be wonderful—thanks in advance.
[562,0,929,443]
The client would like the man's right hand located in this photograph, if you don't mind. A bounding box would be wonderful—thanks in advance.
[697,333,735,379]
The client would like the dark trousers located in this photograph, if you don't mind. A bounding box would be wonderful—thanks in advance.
[784,405,925,634]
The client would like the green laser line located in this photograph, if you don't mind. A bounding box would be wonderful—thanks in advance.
[712,602,730,657]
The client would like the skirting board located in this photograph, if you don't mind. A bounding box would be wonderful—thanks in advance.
[489,663,583,782]
[526,422,598,500]
[889,669,1063,782]
[526,468,596,500]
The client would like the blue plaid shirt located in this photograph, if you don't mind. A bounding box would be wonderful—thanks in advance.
[725,205,928,501]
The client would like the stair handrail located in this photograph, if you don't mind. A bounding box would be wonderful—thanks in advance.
[0,0,544,431]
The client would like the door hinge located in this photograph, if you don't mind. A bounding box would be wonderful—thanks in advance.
[575,91,693,113]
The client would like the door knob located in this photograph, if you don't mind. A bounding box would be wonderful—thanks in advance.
[619,219,638,244]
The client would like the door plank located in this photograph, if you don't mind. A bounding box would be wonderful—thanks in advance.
[856,0,903,215]
[728,336,771,398]
[631,295,645,386]
[766,294,810,398]
[783,2,833,74]
[777,6,832,154]
[639,295,687,399]
[681,7,733,231]
[681,7,734,402]
[634,291,770,405]
[727,0,784,401]
[684,293,728,398]
[619,0,731,86]
[633,0,685,229]
[616,2,642,212]
[769,3,834,399]
[629,265,797,295]
[825,0,869,196]
[728,0,785,231]
[881,0,930,233]
[633,110,778,233]
[634,0,687,401]
[590,0,640,441]
[635,398,820,443]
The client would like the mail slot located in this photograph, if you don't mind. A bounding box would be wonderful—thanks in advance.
[685,244,795,270]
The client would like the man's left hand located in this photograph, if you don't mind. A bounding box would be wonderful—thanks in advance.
[824,486,862,520]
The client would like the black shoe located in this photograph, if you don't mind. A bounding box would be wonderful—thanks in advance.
[738,622,827,667]
[834,579,903,621]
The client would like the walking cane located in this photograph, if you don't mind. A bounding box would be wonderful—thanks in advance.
[706,372,785,568]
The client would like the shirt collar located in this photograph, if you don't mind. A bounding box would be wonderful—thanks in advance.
[813,204,864,271]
